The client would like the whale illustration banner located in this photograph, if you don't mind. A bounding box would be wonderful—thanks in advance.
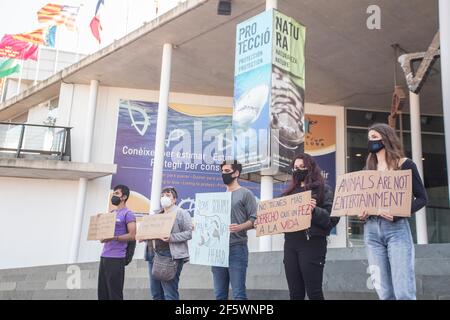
[234,9,306,175]
[110,100,287,215]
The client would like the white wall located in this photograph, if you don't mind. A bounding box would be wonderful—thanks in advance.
[0,177,78,269]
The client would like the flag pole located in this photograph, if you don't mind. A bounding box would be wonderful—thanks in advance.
[34,46,42,85]
[53,27,60,73]
[16,59,24,95]
[74,4,83,62]
[0,77,7,102]
[125,0,130,35]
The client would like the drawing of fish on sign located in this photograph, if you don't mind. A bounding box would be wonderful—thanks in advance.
[126,101,151,136]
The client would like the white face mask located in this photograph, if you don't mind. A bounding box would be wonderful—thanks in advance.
[160,196,173,208]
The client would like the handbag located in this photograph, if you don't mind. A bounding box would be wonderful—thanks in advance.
[151,247,178,282]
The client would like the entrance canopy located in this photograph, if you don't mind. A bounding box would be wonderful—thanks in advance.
[0,0,441,120]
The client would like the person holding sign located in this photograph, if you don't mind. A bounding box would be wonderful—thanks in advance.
[144,186,193,300]
[98,185,136,300]
[282,153,338,300]
[359,123,428,300]
[211,160,257,300]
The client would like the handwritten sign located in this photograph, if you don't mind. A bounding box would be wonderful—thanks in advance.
[331,170,412,217]
[87,213,117,241]
[135,213,177,241]
[255,191,312,236]
[189,192,231,268]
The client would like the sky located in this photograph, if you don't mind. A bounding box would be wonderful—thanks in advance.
[0,0,184,55]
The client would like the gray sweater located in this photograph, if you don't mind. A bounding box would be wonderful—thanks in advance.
[145,205,193,261]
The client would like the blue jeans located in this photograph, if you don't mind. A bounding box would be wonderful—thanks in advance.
[147,250,184,300]
[364,217,416,300]
[211,243,249,300]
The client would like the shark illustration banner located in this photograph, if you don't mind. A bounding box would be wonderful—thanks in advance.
[233,9,306,175]
[111,100,287,215]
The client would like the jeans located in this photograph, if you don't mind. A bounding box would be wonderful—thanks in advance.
[364,217,416,300]
[147,249,184,300]
[211,243,248,300]
[284,233,327,300]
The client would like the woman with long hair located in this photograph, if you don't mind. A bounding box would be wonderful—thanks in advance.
[360,123,428,300]
[282,153,339,300]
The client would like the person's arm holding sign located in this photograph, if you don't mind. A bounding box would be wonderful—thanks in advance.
[230,190,257,233]
[101,217,136,243]
[310,186,334,229]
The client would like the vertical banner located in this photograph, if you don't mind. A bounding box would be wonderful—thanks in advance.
[270,10,306,172]
[233,9,306,175]
[233,10,273,173]
[189,192,231,267]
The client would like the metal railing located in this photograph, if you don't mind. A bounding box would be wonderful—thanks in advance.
[0,122,72,160]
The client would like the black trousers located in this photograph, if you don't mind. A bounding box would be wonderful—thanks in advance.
[283,233,327,300]
[98,257,126,300]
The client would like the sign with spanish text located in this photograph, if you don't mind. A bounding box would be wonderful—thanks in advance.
[87,213,117,241]
[189,192,231,268]
[331,170,413,217]
[255,190,312,236]
[135,213,177,241]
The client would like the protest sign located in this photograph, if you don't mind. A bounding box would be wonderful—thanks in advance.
[87,213,117,241]
[331,170,412,217]
[189,192,231,268]
[255,190,312,236]
[135,213,177,241]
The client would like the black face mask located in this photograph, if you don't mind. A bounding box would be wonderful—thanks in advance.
[293,169,308,182]
[111,196,121,206]
[222,171,236,185]
[368,139,385,154]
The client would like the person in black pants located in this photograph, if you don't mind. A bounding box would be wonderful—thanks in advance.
[282,153,339,300]
[98,185,136,300]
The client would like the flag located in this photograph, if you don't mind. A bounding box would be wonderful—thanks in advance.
[37,3,80,31]
[9,27,56,48]
[0,59,21,78]
[0,35,38,61]
[95,0,105,15]
[90,0,105,43]
[45,26,57,48]
[90,16,102,44]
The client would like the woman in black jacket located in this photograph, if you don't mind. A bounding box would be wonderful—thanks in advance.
[282,153,339,300]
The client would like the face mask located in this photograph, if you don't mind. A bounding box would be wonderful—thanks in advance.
[111,196,121,206]
[160,196,173,208]
[293,169,308,182]
[368,139,385,154]
[222,172,236,185]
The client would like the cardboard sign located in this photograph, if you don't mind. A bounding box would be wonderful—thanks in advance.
[87,213,117,241]
[189,192,232,268]
[331,170,413,217]
[135,213,177,241]
[255,190,312,236]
